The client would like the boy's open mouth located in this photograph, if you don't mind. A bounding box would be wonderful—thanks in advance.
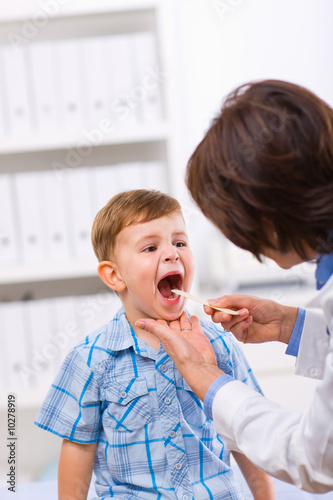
[157,272,183,301]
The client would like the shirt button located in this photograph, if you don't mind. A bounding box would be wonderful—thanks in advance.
[169,431,176,438]
[161,365,168,372]
[120,391,127,398]
[164,397,171,405]
[175,463,182,470]
[307,365,319,378]
[182,495,191,500]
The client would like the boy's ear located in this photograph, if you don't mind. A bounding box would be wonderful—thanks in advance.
[97,261,126,292]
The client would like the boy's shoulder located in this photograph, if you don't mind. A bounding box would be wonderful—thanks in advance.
[198,316,241,353]
[198,315,232,339]
[197,316,260,390]
[72,307,128,367]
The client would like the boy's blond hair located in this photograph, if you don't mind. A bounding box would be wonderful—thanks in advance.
[91,189,182,262]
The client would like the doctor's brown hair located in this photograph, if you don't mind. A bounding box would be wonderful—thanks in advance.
[186,80,333,260]
[91,189,181,261]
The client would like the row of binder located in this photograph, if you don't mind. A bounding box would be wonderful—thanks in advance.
[0,292,121,393]
[0,31,163,138]
[0,161,167,265]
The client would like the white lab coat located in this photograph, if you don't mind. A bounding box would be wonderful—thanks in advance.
[212,274,333,493]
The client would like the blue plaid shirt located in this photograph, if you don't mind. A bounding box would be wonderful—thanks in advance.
[35,308,262,499]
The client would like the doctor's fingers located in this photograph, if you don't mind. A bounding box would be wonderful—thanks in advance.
[179,311,192,331]
[169,311,192,332]
[169,319,182,331]
[209,308,249,325]
[136,318,175,343]
[221,316,253,342]
[204,306,249,324]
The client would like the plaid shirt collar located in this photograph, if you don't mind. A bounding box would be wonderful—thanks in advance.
[104,307,158,360]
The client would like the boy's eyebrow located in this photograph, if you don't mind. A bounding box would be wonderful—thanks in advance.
[136,231,188,244]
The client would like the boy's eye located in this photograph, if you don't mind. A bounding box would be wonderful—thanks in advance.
[143,245,156,252]
[174,241,186,248]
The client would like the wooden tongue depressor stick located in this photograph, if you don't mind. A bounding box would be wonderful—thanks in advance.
[171,289,239,315]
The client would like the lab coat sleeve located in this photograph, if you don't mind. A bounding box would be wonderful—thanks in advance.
[211,330,333,492]
[294,308,329,379]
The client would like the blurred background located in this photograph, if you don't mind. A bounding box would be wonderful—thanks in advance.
[0,0,332,486]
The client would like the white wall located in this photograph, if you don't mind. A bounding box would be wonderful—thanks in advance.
[175,0,333,291]
[178,0,333,144]
[175,0,333,280]
[175,0,332,410]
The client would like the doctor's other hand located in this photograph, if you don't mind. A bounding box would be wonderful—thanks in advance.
[204,294,298,345]
[136,311,223,401]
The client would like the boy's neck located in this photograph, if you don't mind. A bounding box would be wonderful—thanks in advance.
[124,307,161,351]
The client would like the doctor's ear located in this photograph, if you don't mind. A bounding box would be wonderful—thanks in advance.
[97,261,126,292]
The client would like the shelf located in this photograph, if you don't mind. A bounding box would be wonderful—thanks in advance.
[0,260,97,285]
[0,0,160,23]
[0,389,49,410]
[0,122,170,155]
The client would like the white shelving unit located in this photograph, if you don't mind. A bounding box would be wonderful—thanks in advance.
[0,0,192,482]
[0,124,170,155]
[0,0,186,293]
[0,0,188,355]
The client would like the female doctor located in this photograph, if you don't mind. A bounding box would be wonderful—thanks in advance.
[136,80,333,493]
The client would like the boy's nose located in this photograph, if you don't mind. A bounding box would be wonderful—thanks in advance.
[164,246,179,263]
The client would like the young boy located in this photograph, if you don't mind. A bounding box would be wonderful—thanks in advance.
[35,189,275,499]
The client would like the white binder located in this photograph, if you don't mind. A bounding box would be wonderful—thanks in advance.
[52,295,82,367]
[130,32,162,124]
[65,167,95,259]
[75,292,121,336]
[0,303,10,391]
[39,170,71,261]
[52,38,86,132]
[0,174,19,265]
[29,41,59,133]
[26,298,56,390]
[2,44,33,136]
[115,162,146,191]
[92,163,161,215]
[13,171,46,263]
[106,34,138,130]
[81,36,110,129]
[143,161,168,192]
[3,301,31,391]
[91,165,119,211]
[0,48,8,139]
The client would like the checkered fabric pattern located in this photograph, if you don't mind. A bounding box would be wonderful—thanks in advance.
[35,307,261,499]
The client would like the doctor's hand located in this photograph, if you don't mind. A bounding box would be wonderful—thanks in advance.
[204,294,298,345]
[136,311,223,401]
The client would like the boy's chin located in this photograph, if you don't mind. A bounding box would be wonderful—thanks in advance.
[155,308,185,323]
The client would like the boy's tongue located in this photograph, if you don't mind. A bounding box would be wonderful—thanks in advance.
[159,279,173,299]
[158,277,177,299]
